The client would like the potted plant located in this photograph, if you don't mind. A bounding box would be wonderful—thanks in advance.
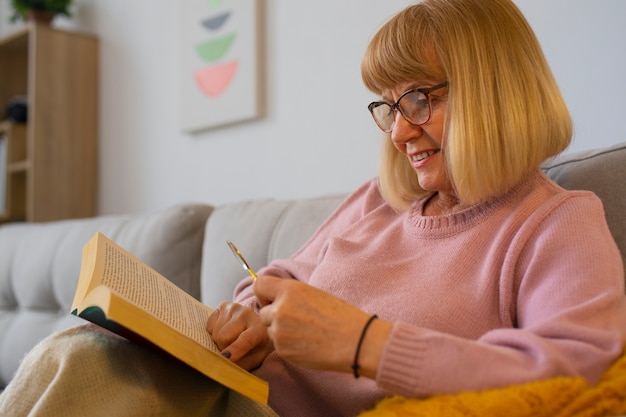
[9,0,73,24]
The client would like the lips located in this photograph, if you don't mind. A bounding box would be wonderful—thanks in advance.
[412,149,440,162]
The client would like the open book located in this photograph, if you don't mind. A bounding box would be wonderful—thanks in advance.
[71,232,269,404]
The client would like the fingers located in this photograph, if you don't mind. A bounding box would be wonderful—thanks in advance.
[207,302,248,350]
[206,301,273,370]
[206,302,227,334]
[215,318,273,370]
[255,276,301,330]
[221,325,266,361]
[206,302,236,347]
[252,275,282,307]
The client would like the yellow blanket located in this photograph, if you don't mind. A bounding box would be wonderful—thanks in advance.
[359,353,626,417]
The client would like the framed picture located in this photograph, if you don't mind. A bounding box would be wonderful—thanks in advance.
[180,0,263,132]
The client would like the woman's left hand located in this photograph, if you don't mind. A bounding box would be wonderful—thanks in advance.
[253,275,390,376]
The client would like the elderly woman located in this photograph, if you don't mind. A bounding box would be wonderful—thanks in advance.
[1,0,625,416]
[209,0,626,415]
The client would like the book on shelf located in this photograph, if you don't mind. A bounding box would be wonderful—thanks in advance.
[71,232,269,404]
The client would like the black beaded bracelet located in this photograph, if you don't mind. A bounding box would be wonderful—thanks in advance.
[351,314,378,378]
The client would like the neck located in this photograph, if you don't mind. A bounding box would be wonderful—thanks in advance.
[423,192,467,216]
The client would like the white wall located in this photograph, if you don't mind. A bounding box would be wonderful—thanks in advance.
[0,1,624,215]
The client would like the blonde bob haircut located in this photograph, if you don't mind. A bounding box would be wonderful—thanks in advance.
[361,0,572,211]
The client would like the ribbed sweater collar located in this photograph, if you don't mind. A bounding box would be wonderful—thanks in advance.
[406,170,543,237]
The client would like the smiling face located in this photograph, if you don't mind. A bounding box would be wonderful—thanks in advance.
[381,80,453,197]
[363,1,572,212]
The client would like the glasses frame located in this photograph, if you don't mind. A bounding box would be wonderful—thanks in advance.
[367,81,448,133]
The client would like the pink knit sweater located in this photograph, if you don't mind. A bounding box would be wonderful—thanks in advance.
[234,172,626,417]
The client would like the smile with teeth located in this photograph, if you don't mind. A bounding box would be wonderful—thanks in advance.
[412,150,439,162]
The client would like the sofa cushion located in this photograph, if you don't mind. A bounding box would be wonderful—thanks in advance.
[0,204,212,388]
[542,141,626,277]
[201,195,345,307]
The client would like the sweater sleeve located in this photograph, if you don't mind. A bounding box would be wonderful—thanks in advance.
[232,178,388,309]
[377,191,626,397]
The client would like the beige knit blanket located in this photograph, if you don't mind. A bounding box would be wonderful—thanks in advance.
[0,325,279,417]
[359,351,626,417]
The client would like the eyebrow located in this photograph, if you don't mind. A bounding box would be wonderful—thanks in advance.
[380,83,430,102]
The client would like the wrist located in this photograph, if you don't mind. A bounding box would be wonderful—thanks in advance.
[352,317,391,379]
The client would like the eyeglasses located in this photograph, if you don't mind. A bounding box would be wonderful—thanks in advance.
[367,81,448,132]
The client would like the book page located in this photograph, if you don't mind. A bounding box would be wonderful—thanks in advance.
[75,233,269,404]
[98,236,218,352]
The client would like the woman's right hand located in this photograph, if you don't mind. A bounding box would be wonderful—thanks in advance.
[206,302,274,371]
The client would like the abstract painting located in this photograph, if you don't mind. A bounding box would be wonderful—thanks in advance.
[180,0,263,132]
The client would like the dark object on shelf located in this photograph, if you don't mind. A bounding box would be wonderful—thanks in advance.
[6,96,28,123]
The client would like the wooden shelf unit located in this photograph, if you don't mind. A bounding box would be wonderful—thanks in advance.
[0,24,98,223]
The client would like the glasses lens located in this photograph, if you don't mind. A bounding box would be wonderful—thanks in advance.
[368,89,432,132]
[369,103,394,132]
[398,91,429,125]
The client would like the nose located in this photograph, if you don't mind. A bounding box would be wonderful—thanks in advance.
[390,111,423,146]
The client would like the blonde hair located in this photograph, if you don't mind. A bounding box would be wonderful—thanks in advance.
[361,0,572,210]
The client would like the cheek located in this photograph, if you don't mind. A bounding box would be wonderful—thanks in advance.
[427,106,448,143]
[392,141,406,154]
[426,119,445,141]
[423,127,445,149]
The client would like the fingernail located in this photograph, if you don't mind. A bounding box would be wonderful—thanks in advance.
[221,351,232,358]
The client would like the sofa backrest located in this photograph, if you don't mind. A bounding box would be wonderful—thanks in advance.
[201,194,345,307]
[200,141,626,308]
[0,204,212,388]
[542,141,626,275]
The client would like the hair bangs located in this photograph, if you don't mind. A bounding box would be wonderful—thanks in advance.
[361,5,442,95]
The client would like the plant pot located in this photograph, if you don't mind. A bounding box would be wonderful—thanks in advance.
[27,10,55,25]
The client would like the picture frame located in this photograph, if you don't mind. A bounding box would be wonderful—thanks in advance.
[180,0,263,132]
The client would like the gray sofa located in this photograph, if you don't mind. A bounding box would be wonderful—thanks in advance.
[0,142,625,392]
